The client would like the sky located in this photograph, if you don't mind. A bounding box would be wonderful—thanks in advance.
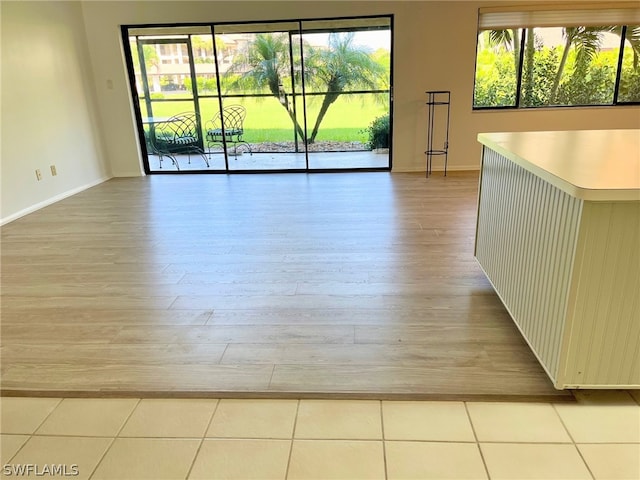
[304,30,391,52]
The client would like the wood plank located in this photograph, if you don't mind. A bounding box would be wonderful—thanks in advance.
[269,364,566,398]
[1,325,122,344]
[1,343,228,365]
[170,293,507,310]
[111,325,355,345]
[205,308,515,326]
[0,295,177,310]
[1,364,273,393]
[354,325,524,345]
[0,282,299,297]
[0,309,212,326]
[220,343,493,368]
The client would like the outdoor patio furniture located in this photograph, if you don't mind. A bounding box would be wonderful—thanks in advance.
[206,105,252,156]
[150,112,210,170]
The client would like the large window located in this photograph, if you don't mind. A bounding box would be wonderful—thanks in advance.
[473,6,640,108]
[123,17,392,173]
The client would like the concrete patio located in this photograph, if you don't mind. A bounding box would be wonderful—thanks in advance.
[148,150,390,172]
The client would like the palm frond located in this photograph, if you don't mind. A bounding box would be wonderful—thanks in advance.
[623,25,640,69]
[313,32,386,91]
[572,27,604,66]
[224,33,292,95]
[488,30,513,50]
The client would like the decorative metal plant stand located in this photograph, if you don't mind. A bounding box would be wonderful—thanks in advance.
[425,90,450,177]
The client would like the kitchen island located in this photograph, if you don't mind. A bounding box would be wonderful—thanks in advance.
[475,130,639,389]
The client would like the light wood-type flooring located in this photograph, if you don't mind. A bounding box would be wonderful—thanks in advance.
[0,171,570,400]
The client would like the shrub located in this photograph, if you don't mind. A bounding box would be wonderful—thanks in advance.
[363,114,389,150]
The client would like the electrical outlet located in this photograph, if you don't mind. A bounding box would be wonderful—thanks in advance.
[50,165,57,176]
[35,169,42,181]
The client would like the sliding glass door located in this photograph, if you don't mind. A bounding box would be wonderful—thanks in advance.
[129,28,224,172]
[124,16,392,173]
[214,21,306,170]
[301,18,391,169]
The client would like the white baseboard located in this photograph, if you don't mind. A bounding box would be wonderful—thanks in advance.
[1,176,112,226]
[392,164,480,173]
[432,164,481,172]
[112,170,145,177]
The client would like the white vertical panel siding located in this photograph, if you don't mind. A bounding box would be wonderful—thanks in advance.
[475,147,582,381]
[561,201,640,387]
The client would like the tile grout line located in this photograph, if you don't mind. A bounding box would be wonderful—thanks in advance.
[463,401,491,480]
[184,398,221,479]
[3,433,32,465]
[551,402,597,480]
[550,403,578,445]
[380,400,388,480]
[88,398,141,480]
[88,437,117,480]
[30,397,64,436]
[284,399,301,480]
[27,433,213,440]
[115,398,142,439]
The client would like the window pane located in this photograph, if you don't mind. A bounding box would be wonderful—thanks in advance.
[618,25,640,103]
[473,29,521,107]
[191,34,218,96]
[215,22,299,96]
[520,27,618,107]
[143,101,203,172]
[300,24,391,94]
[303,92,386,151]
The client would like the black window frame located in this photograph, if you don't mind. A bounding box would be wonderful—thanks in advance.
[472,24,640,110]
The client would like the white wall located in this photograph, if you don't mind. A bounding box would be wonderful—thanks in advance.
[80,1,639,176]
[1,1,111,224]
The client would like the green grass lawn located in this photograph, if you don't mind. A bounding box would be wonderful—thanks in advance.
[142,94,388,143]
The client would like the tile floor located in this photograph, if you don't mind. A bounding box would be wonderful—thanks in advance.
[1,391,639,479]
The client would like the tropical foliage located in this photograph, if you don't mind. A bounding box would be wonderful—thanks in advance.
[362,113,390,149]
[224,32,387,144]
[474,26,640,108]
[303,33,386,143]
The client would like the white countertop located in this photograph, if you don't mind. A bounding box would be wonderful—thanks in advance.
[478,130,640,201]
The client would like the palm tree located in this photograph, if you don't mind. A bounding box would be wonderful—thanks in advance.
[521,28,536,106]
[549,25,640,103]
[225,33,305,140]
[305,33,385,143]
[549,27,605,103]
[227,31,386,145]
[615,25,640,68]
[486,28,536,105]
[484,25,640,106]
[487,29,521,73]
